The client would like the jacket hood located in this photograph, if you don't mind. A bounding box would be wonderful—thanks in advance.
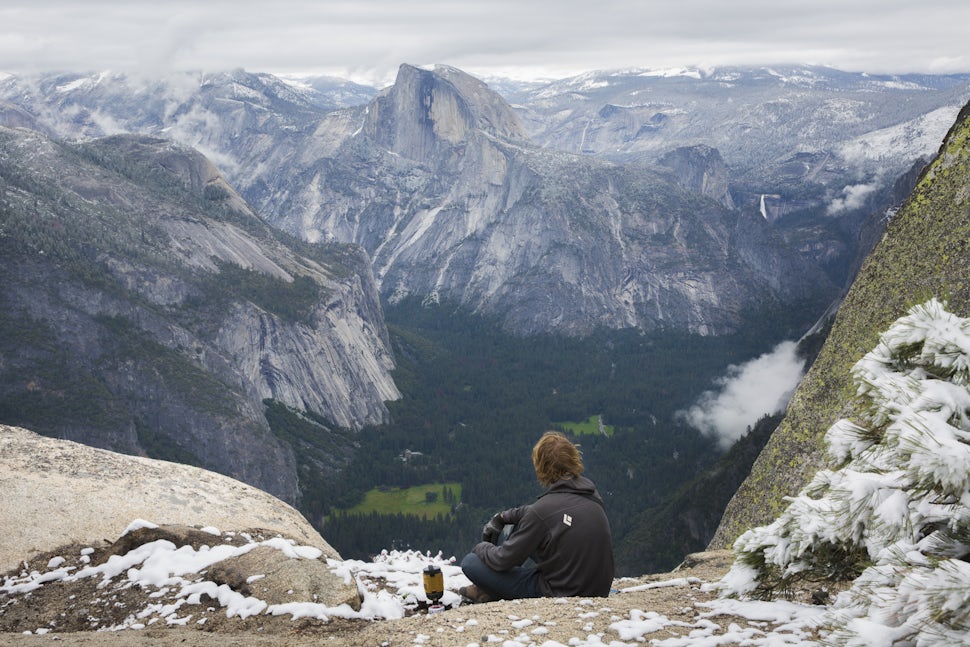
[540,475,603,504]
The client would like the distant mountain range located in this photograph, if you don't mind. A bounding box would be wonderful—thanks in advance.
[505,66,970,174]
[8,64,959,336]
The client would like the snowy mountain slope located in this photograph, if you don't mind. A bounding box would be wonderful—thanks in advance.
[505,65,970,178]
[0,69,369,205]
[836,105,962,165]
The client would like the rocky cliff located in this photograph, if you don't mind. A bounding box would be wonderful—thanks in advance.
[269,64,835,335]
[0,128,399,503]
[4,65,964,337]
[711,100,970,547]
[657,145,735,210]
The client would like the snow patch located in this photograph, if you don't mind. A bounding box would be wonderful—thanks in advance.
[838,106,962,163]
[638,67,703,80]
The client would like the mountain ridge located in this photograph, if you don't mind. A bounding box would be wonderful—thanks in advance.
[4,63,963,335]
[0,127,399,502]
[267,63,836,335]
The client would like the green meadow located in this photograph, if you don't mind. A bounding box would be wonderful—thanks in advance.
[341,482,462,520]
[557,415,614,437]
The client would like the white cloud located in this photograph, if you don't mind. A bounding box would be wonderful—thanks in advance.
[827,182,878,215]
[1,1,970,83]
[678,341,804,449]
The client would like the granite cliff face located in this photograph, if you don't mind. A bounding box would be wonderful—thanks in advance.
[269,64,834,335]
[3,65,965,336]
[657,145,735,210]
[712,100,970,547]
[0,128,399,503]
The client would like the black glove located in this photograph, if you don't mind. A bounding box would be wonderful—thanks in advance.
[481,511,506,544]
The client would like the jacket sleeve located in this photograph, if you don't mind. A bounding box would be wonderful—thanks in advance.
[501,504,531,525]
[472,506,545,572]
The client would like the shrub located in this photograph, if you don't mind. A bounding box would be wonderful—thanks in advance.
[720,299,970,645]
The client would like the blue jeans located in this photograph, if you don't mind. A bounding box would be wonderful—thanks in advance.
[460,553,543,600]
[460,525,543,600]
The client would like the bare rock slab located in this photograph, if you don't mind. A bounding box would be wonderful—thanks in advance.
[0,425,339,574]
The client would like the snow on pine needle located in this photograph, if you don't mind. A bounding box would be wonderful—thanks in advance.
[720,298,970,646]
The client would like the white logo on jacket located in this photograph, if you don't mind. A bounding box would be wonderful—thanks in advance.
[563,514,573,526]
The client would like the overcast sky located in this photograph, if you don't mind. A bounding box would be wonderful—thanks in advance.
[2,1,969,86]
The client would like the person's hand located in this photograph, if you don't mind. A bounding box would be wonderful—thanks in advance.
[481,512,506,543]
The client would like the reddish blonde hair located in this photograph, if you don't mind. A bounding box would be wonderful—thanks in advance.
[532,431,584,486]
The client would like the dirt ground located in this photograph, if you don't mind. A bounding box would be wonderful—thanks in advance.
[1,549,827,646]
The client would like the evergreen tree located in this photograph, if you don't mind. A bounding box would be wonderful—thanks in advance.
[720,299,970,645]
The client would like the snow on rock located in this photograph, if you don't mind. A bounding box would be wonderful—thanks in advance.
[2,543,828,644]
[837,105,964,164]
[0,521,825,645]
[0,536,460,630]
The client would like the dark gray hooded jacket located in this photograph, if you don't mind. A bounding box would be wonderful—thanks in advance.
[472,475,615,597]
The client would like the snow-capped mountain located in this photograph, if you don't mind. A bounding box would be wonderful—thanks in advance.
[2,64,966,335]
[506,65,970,176]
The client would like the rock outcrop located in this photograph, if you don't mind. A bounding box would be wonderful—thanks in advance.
[206,544,359,609]
[658,145,735,210]
[0,425,339,574]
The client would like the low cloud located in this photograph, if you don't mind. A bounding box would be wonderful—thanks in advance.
[677,341,804,449]
[827,182,878,215]
[4,2,970,82]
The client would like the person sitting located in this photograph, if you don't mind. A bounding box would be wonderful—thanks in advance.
[459,431,615,602]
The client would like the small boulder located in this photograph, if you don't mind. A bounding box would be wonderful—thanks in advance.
[207,545,361,610]
[673,549,735,574]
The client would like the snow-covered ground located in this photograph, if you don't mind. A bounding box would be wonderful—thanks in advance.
[1,521,826,645]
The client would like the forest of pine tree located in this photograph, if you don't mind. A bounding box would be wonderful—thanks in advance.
[266,297,807,571]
